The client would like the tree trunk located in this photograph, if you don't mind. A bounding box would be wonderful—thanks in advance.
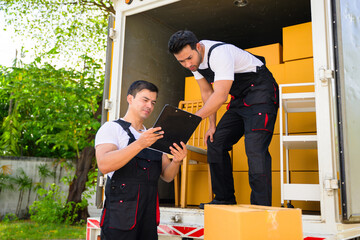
[66,145,95,221]
[16,190,24,217]
[26,186,32,210]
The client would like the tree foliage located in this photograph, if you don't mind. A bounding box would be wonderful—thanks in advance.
[0,56,103,158]
[0,0,114,69]
[0,0,109,221]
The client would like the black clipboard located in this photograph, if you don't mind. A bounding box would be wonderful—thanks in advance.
[149,104,202,154]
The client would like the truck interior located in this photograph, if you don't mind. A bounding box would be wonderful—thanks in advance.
[119,0,318,214]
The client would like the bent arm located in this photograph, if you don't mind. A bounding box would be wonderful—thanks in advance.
[160,142,187,182]
[96,127,163,174]
[196,79,232,119]
[197,78,216,127]
[96,141,145,174]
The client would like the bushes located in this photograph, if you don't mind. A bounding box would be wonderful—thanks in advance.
[29,183,87,225]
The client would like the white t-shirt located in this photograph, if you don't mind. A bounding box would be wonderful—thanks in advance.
[94,120,143,179]
[192,40,264,81]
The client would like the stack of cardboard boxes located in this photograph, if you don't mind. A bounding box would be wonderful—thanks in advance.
[182,22,319,212]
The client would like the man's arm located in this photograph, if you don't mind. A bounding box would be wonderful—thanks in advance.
[196,78,216,126]
[196,78,232,119]
[96,127,163,174]
[160,142,187,182]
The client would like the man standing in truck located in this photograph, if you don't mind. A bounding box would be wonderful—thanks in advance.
[95,80,187,240]
[168,30,278,209]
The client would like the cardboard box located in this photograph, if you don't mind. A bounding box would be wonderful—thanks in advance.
[184,164,211,205]
[268,59,315,93]
[184,76,202,101]
[289,171,320,211]
[289,147,318,171]
[246,43,283,65]
[268,63,285,86]
[283,22,313,62]
[272,171,282,207]
[232,134,285,172]
[233,172,251,204]
[284,57,315,91]
[233,171,283,207]
[205,204,303,240]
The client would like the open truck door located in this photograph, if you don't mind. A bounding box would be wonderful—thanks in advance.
[332,0,360,223]
[88,0,360,239]
[94,13,116,210]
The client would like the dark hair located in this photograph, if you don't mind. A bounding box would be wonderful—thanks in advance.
[168,30,198,54]
[127,80,158,97]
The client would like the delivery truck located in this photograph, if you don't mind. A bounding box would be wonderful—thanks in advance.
[87,0,360,239]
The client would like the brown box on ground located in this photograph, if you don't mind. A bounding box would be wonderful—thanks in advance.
[204,204,303,240]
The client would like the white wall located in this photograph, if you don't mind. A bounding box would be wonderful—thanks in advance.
[0,156,75,218]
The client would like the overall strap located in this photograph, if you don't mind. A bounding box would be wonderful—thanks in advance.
[113,119,136,144]
[207,42,227,71]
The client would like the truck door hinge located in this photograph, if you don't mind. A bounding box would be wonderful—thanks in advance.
[319,67,334,87]
[98,176,105,187]
[324,179,339,196]
[109,28,116,40]
[104,99,112,110]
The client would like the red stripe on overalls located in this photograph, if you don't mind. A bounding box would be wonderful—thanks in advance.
[129,185,140,230]
[156,193,160,225]
[226,95,235,110]
[100,208,106,227]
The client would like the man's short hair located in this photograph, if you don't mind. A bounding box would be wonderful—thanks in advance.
[168,30,198,54]
[127,80,158,97]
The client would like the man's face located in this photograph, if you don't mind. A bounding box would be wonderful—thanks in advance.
[174,44,202,72]
[128,89,157,119]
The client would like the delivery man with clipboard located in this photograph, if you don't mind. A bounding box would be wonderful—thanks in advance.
[95,80,187,240]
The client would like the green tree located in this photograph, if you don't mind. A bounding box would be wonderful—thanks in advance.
[0,55,103,220]
[0,0,114,69]
[0,0,110,221]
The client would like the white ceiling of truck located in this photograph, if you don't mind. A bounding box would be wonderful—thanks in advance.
[143,0,311,49]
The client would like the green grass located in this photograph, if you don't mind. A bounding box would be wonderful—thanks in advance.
[0,220,86,240]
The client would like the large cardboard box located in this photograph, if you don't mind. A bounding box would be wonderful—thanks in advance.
[205,204,303,240]
[283,22,313,62]
[245,43,283,65]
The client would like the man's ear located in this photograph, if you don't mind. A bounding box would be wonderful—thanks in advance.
[196,42,201,51]
[127,94,133,104]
